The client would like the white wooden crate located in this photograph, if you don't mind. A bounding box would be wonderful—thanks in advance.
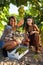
[7,45,29,60]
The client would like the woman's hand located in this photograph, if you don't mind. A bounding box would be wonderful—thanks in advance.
[30,31,39,35]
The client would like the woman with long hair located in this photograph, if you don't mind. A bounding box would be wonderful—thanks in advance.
[0,16,24,57]
[23,15,41,53]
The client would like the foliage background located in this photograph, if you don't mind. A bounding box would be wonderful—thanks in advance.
[0,0,43,43]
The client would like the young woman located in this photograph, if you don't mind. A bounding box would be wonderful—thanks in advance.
[23,15,40,53]
[1,16,18,50]
[0,16,24,57]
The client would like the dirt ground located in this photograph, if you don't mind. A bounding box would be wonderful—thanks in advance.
[0,46,43,65]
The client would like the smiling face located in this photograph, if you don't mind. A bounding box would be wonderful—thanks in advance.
[9,18,16,27]
[27,18,33,26]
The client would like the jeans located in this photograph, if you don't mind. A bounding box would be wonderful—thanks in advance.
[0,40,5,48]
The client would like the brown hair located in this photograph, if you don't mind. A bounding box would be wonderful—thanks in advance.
[23,15,34,31]
[8,16,16,25]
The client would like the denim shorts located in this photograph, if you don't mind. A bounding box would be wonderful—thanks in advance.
[0,40,5,48]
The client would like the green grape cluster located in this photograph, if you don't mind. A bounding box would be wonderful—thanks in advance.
[18,5,25,17]
[15,47,27,55]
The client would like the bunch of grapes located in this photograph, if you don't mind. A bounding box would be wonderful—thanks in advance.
[18,5,25,17]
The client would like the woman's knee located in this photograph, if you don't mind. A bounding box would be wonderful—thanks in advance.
[3,41,18,50]
[34,33,39,41]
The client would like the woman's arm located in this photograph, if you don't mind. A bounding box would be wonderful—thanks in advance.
[30,24,40,35]
[34,24,40,32]
[17,19,24,27]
